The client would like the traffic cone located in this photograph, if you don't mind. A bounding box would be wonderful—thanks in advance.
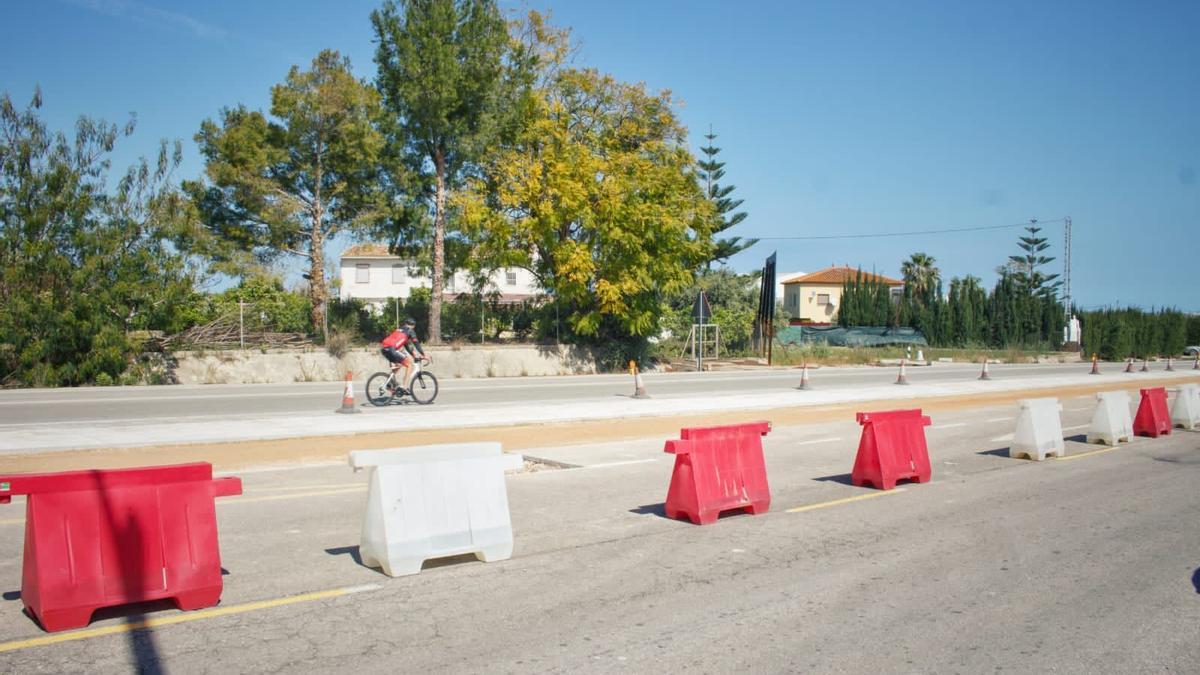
[1140,357,1149,373]
[1089,353,1100,375]
[1166,355,1174,371]
[1193,353,1199,370]
[796,362,811,390]
[917,349,925,365]
[335,371,360,414]
[1124,358,1134,373]
[895,358,910,385]
[978,360,991,381]
[632,362,650,399]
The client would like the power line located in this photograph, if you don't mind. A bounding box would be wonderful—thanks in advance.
[746,218,1067,241]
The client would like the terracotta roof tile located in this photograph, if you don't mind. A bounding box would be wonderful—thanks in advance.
[781,266,903,286]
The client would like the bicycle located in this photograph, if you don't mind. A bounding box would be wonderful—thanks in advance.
[365,356,439,406]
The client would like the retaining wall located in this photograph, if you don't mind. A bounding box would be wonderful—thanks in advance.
[170,344,599,384]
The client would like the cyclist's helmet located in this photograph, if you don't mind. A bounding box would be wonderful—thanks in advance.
[402,317,416,328]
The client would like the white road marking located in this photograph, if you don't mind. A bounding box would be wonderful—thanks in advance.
[583,459,659,469]
[794,437,844,446]
[1063,424,1089,431]
[931,422,968,430]
[986,416,1015,422]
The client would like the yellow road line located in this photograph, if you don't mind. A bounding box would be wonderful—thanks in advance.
[1055,446,1120,462]
[0,517,24,526]
[786,488,906,513]
[0,584,380,654]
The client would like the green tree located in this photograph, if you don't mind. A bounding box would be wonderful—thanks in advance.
[371,0,510,344]
[900,252,940,306]
[0,90,202,385]
[696,126,755,265]
[190,49,384,340]
[1009,223,1060,297]
[455,59,714,352]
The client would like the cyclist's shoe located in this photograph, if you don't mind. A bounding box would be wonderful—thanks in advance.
[395,387,410,397]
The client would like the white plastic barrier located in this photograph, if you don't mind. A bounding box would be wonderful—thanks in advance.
[1170,384,1200,430]
[1087,391,1134,446]
[349,442,523,577]
[1010,397,1065,460]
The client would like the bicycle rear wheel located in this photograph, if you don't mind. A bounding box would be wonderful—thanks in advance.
[409,371,439,405]
[365,372,397,406]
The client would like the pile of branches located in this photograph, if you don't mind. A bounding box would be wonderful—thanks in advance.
[157,315,310,351]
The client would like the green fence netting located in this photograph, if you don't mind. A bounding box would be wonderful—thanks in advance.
[776,326,928,348]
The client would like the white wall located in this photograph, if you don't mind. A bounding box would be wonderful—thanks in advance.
[339,256,540,309]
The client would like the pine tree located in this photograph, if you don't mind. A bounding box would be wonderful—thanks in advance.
[1009,224,1061,298]
[697,126,756,266]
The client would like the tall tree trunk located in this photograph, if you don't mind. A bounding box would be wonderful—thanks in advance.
[311,200,328,343]
[428,150,446,345]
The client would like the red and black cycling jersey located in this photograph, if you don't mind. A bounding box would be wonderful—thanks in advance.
[381,327,422,354]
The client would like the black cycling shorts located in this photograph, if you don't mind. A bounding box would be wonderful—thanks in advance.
[381,347,412,365]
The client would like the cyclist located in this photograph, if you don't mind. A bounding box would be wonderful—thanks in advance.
[380,317,428,394]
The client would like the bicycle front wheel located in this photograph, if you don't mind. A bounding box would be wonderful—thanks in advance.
[365,372,396,406]
[409,371,439,405]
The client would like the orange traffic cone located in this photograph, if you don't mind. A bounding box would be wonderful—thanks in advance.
[1140,357,1149,373]
[1124,358,1134,373]
[631,361,650,399]
[796,363,811,390]
[1089,353,1100,375]
[335,371,360,414]
[978,360,991,381]
[1165,355,1174,371]
[895,358,910,385]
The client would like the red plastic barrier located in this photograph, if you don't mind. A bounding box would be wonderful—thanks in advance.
[1133,387,1171,438]
[852,409,932,490]
[0,463,241,632]
[663,421,771,525]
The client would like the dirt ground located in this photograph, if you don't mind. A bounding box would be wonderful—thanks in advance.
[2,375,1195,474]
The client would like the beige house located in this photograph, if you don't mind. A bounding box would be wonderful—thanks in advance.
[781,266,904,324]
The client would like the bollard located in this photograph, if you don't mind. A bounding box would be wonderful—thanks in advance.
[851,409,932,490]
[664,421,771,525]
[796,363,811,390]
[0,463,241,632]
[349,443,522,577]
[1133,387,1172,438]
[335,371,360,414]
[1169,383,1200,430]
[1087,391,1134,445]
[895,359,910,385]
[1010,398,1065,460]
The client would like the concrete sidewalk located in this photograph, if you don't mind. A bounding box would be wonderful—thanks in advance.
[1,369,1197,454]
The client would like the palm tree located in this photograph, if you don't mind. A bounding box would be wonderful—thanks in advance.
[901,252,941,305]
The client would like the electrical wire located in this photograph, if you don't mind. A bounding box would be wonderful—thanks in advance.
[746,218,1066,241]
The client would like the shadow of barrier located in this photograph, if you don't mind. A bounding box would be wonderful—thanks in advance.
[0,463,241,632]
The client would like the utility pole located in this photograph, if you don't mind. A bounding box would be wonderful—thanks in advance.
[1063,216,1072,318]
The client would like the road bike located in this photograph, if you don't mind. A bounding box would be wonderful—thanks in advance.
[365,356,439,406]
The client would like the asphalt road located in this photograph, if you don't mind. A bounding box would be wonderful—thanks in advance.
[0,362,1104,426]
[1,394,1197,673]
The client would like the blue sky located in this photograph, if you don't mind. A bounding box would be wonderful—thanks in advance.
[2,0,1197,310]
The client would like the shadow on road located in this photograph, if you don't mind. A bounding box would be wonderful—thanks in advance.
[976,447,1012,458]
[812,473,855,486]
[325,545,364,566]
[1193,568,1200,594]
[629,503,667,518]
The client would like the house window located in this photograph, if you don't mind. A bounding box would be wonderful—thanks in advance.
[391,264,406,284]
[505,271,517,286]
[817,293,831,305]
[356,264,370,284]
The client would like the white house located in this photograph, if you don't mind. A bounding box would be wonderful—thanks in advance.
[338,244,541,310]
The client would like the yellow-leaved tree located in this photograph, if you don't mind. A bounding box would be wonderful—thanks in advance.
[455,20,713,352]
